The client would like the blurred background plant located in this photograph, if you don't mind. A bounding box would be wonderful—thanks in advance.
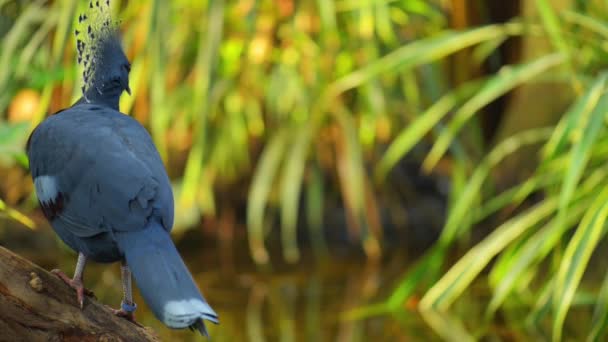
[2,0,608,340]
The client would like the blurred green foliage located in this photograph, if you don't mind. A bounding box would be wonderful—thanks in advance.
[3,0,608,340]
[1,0,454,261]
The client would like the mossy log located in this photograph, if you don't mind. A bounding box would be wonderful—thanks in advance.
[0,246,158,342]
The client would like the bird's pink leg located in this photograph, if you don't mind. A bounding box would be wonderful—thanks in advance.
[106,262,142,326]
[51,252,94,308]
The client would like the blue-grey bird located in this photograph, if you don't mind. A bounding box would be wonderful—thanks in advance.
[26,1,218,336]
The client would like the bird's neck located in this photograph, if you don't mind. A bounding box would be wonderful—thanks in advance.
[75,92,120,111]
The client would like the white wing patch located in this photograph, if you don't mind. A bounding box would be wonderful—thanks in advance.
[163,298,218,328]
[34,175,59,203]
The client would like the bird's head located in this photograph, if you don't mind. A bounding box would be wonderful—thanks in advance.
[76,1,130,110]
[85,30,131,99]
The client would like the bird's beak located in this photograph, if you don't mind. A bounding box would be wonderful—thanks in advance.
[120,77,131,95]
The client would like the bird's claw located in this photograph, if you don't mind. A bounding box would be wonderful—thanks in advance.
[51,269,95,308]
[106,305,142,327]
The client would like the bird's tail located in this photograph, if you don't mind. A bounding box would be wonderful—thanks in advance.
[115,221,218,336]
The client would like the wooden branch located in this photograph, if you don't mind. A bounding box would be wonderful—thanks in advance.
[0,246,159,341]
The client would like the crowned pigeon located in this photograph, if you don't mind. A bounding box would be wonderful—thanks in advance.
[26,1,218,336]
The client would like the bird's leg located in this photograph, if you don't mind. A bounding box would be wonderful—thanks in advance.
[107,261,141,326]
[51,252,94,308]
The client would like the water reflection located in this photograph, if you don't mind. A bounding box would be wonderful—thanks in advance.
[6,221,603,341]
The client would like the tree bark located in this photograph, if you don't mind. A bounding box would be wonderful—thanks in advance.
[0,246,159,342]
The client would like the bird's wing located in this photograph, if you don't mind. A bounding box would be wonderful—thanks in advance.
[27,104,174,237]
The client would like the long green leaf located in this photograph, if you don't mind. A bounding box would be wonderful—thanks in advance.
[179,0,224,210]
[0,198,35,229]
[542,75,604,160]
[420,199,558,311]
[375,80,480,181]
[487,156,608,316]
[552,188,608,341]
[473,172,561,224]
[534,0,570,57]
[280,125,312,263]
[419,309,475,342]
[440,128,553,245]
[487,200,588,315]
[554,73,608,244]
[0,2,46,95]
[423,53,565,171]
[247,129,290,265]
[562,10,608,40]
[327,23,525,98]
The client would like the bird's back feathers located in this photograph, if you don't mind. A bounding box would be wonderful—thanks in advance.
[27,104,174,244]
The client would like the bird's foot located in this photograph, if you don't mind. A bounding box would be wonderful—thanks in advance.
[51,269,95,308]
[106,302,142,327]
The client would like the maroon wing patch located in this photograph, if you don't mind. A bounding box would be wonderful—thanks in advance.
[39,192,67,221]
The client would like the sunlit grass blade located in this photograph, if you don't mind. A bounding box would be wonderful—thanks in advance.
[306,163,327,256]
[345,244,446,320]
[472,172,561,224]
[247,129,289,265]
[541,74,605,160]
[147,0,170,161]
[562,10,608,40]
[375,80,480,181]
[327,23,525,98]
[179,0,224,212]
[374,0,396,44]
[386,245,445,309]
[535,0,582,93]
[279,125,312,263]
[439,128,553,245]
[316,0,336,29]
[526,278,554,328]
[487,159,608,313]
[401,71,421,116]
[0,199,36,229]
[419,309,475,342]
[423,53,565,171]
[553,73,608,246]
[534,0,570,58]
[472,35,508,65]
[552,187,608,341]
[51,0,77,65]
[420,199,558,311]
[15,12,56,78]
[342,302,391,321]
[356,0,373,38]
[335,110,365,220]
[0,1,46,113]
[334,109,381,259]
[487,200,588,315]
